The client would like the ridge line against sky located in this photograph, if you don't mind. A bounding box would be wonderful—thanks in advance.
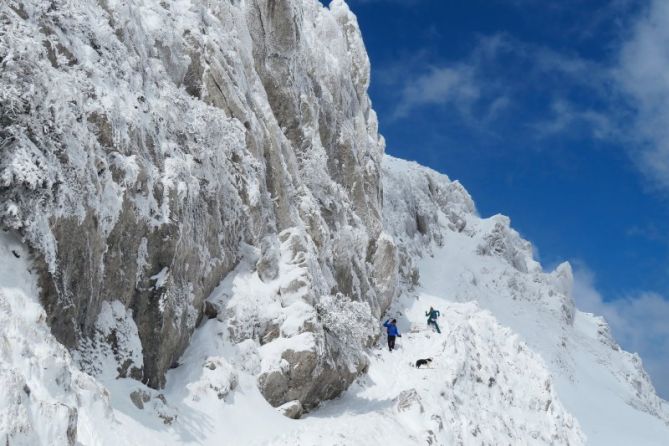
[326,0,669,399]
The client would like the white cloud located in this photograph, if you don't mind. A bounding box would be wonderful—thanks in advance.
[368,0,669,193]
[369,2,669,195]
[381,35,511,125]
[572,262,669,399]
[617,0,669,192]
[392,64,480,119]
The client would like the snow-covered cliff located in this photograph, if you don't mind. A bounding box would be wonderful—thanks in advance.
[1,0,668,445]
[1,0,393,404]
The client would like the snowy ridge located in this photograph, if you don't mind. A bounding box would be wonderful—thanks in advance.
[382,155,669,444]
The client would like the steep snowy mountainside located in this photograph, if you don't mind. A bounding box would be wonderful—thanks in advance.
[0,0,396,406]
[2,146,666,445]
[382,155,669,444]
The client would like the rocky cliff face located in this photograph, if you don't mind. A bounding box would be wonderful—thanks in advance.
[0,0,394,403]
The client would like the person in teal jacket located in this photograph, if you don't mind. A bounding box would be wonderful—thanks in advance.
[426,307,441,333]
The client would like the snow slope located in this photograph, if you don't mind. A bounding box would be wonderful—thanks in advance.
[415,217,669,445]
[0,229,583,445]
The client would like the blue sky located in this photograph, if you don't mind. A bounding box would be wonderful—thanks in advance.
[321,0,669,398]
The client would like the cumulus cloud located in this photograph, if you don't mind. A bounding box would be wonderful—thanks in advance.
[616,0,669,192]
[572,262,669,399]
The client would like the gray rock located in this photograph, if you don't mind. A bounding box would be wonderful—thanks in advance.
[202,300,221,322]
[371,233,399,317]
[277,400,304,419]
[129,390,151,410]
[65,406,78,446]
[256,235,280,283]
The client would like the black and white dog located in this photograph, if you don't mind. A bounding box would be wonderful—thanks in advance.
[415,358,433,368]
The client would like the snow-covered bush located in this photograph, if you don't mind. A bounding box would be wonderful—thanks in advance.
[317,294,378,370]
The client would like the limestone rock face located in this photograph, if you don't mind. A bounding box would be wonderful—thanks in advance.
[0,0,391,402]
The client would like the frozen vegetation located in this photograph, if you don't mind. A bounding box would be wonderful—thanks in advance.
[0,0,668,445]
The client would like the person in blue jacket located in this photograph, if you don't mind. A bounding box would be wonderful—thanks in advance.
[383,318,401,351]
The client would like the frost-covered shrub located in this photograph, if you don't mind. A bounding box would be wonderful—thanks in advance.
[188,357,238,402]
[317,294,378,369]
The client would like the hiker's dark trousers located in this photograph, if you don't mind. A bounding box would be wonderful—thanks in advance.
[388,335,396,351]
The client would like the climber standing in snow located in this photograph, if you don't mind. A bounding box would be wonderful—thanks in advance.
[383,318,401,351]
[426,306,441,334]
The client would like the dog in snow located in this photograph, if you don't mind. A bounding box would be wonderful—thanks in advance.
[415,358,433,368]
